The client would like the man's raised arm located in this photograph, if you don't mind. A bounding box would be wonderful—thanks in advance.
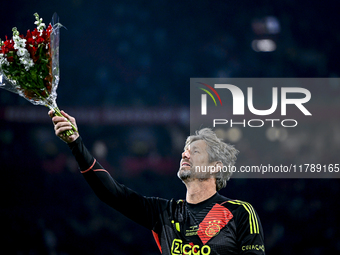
[48,110,168,230]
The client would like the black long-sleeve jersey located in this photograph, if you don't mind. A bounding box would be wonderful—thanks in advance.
[69,137,265,255]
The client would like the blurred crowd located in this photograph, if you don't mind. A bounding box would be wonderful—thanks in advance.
[1,0,340,254]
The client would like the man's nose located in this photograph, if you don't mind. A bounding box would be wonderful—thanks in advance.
[182,150,190,159]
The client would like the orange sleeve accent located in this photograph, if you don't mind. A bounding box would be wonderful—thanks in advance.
[80,159,97,174]
[93,169,110,174]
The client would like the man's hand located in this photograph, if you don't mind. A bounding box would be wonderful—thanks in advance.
[48,110,79,143]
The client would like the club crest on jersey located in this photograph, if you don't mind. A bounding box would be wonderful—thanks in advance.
[205,220,221,237]
[198,204,233,244]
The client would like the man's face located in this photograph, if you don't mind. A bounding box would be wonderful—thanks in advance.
[178,140,215,181]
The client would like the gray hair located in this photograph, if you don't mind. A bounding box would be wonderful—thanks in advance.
[184,128,239,190]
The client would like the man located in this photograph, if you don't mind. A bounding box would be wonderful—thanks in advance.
[49,110,265,254]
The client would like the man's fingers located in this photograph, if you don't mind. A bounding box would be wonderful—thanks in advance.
[61,110,76,123]
[54,121,72,136]
[60,110,72,120]
[51,116,68,124]
[48,110,54,118]
[55,123,72,136]
[48,110,73,123]
[56,127,72,136]
[48,110,79,143]
[60,110,68,117]
[55,121,72,131]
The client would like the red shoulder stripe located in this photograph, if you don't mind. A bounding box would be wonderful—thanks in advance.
[152,230,162,253]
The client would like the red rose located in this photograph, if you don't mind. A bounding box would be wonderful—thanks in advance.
[31,28,39,37]
[1,39,14,54]
[27,38,35,45]
[27,46,38,59]
[26,30,32,38]
[36,37,44,44]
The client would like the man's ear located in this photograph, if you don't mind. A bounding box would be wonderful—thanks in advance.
[215,161,223,169]
[210,161,223,174]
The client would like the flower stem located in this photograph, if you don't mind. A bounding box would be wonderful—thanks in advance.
[30,88,77,136]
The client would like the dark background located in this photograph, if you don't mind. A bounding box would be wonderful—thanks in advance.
[1,0,340,254]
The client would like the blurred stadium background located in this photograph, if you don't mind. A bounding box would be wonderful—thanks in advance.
[1,0,340,254]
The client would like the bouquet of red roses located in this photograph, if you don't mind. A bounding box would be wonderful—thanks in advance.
[0,13,76,136]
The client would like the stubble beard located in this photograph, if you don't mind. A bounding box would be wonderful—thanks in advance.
[177,166,212,182]
[177,168,192,181]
